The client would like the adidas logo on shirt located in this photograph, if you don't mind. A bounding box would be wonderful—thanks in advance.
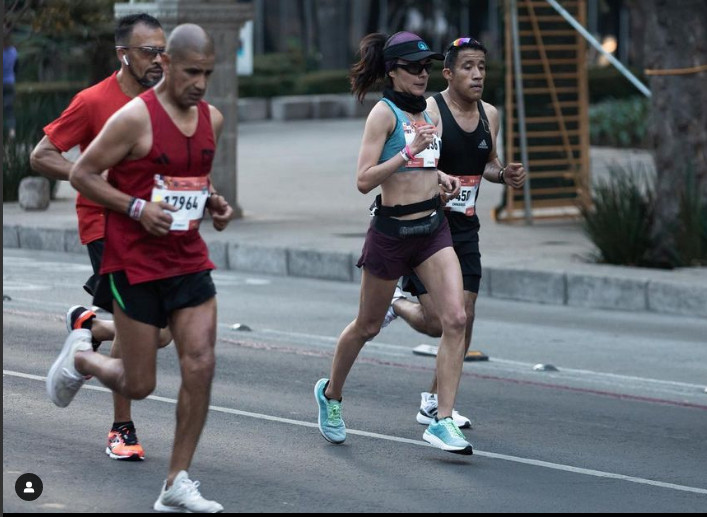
[478,140,488,149]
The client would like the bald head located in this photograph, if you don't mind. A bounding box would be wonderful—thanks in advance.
[166,23,215,62]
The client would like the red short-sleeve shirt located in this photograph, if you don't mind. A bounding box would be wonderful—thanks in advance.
[43,72,130,244]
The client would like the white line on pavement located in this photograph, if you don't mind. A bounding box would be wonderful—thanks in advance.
[5,369,706,496]
[225,324,707,391]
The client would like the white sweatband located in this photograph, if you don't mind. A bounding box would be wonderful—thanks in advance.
[128,197,146,221]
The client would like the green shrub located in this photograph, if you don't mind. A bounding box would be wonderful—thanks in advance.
[581,164,655,266]
[3,137,34,202]
[589,96,649,148]
[674,165,707,267]
[295,69,351,95]
[239,75,298,98]
[3,84,77,201]
[581,162,707,268]
[253,52,306,76]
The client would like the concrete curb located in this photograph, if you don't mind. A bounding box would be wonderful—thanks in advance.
[4,223,706,319]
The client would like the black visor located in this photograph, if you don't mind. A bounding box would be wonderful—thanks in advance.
[383,40,444,62]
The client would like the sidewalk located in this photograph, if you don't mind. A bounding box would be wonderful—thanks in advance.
[3,118,706,319]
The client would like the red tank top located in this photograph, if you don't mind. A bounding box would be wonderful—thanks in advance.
[100,89,216,284]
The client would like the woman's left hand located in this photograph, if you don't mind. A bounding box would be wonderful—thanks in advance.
[439,171,461,202]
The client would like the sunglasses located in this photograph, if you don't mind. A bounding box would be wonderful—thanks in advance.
[116,46,166,57]
[448,37,482,50]
[393,62,433,75]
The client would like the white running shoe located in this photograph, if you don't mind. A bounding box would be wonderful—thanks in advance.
[415,392,472,429]
[381,285,407,328]
[46,329,92,408]
[153,471,223,513]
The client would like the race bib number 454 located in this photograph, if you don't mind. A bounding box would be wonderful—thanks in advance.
[151,174,209,231]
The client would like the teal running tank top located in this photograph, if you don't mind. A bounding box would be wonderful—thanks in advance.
[378,98,440,173]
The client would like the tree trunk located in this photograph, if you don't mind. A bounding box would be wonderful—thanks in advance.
[315,0,350,69]
[626,0,645,68]
[643,0,707,266]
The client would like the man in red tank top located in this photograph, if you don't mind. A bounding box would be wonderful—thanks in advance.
[46,23,233,514]
[30,13,171,463]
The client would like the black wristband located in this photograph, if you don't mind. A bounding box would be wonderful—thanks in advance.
[206,191,218,209]
[499,167,506,184]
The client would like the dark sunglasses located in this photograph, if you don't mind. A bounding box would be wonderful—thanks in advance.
[116,46,166,57]
[393,62,433,75]
[447,37,482,51]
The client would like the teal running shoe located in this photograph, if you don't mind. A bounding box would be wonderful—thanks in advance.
[423,417,473,455]
[314,378,346,444]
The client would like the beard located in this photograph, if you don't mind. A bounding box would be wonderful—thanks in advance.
[128,64,162,88]
[138,75,162,88]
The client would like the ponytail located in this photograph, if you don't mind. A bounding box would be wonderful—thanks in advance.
[349,33,389,103]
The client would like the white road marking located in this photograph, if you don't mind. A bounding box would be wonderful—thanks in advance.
[224,325,707,392]
[5,369,706,496]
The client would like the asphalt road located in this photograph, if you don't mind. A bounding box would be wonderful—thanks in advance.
[3,248,707,513]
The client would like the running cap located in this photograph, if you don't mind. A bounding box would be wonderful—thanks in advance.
[383,31,444,62]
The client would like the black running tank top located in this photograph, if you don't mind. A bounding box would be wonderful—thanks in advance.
[435,93,491,233]
[435,92,491,177]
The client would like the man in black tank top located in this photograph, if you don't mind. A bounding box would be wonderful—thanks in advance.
[381,37,526,427]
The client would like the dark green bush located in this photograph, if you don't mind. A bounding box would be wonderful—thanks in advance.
[3,83,78,201]
[675,165,707,267]
[239,75,298,98]
[238,52,304,98]
[589,96,649,148]
[14,83,81,145]
[581,164,655,266]
[3,137,34,202]
[295,69,351,95]
[582,162,707,268]
[253,52,306,76]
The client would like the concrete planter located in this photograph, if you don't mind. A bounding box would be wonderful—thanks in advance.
[18,176,50,211]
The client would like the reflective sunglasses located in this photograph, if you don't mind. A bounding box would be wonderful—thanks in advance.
[115,46,166,57]
[393,61,433,75]
[448,37,482,50]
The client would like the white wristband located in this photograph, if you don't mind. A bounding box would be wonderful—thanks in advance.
[128,197,146,221]
[400,145,413,162]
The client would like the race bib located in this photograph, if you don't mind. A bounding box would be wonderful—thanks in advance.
[151,174,209,231]
[402,121,440,168]
[444,175,481,216]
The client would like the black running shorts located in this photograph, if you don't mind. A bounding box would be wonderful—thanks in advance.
[92,269,216,328]
[83,239,105,296]
[402,235,481,296]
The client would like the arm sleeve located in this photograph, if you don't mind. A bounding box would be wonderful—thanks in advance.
[42,93,90,153]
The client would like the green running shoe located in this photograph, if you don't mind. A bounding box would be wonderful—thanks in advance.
[423,416,473,455]
[314,378,346,444]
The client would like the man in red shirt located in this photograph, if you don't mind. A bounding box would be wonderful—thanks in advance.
[30,13,170,462]
[46,23,233,513]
